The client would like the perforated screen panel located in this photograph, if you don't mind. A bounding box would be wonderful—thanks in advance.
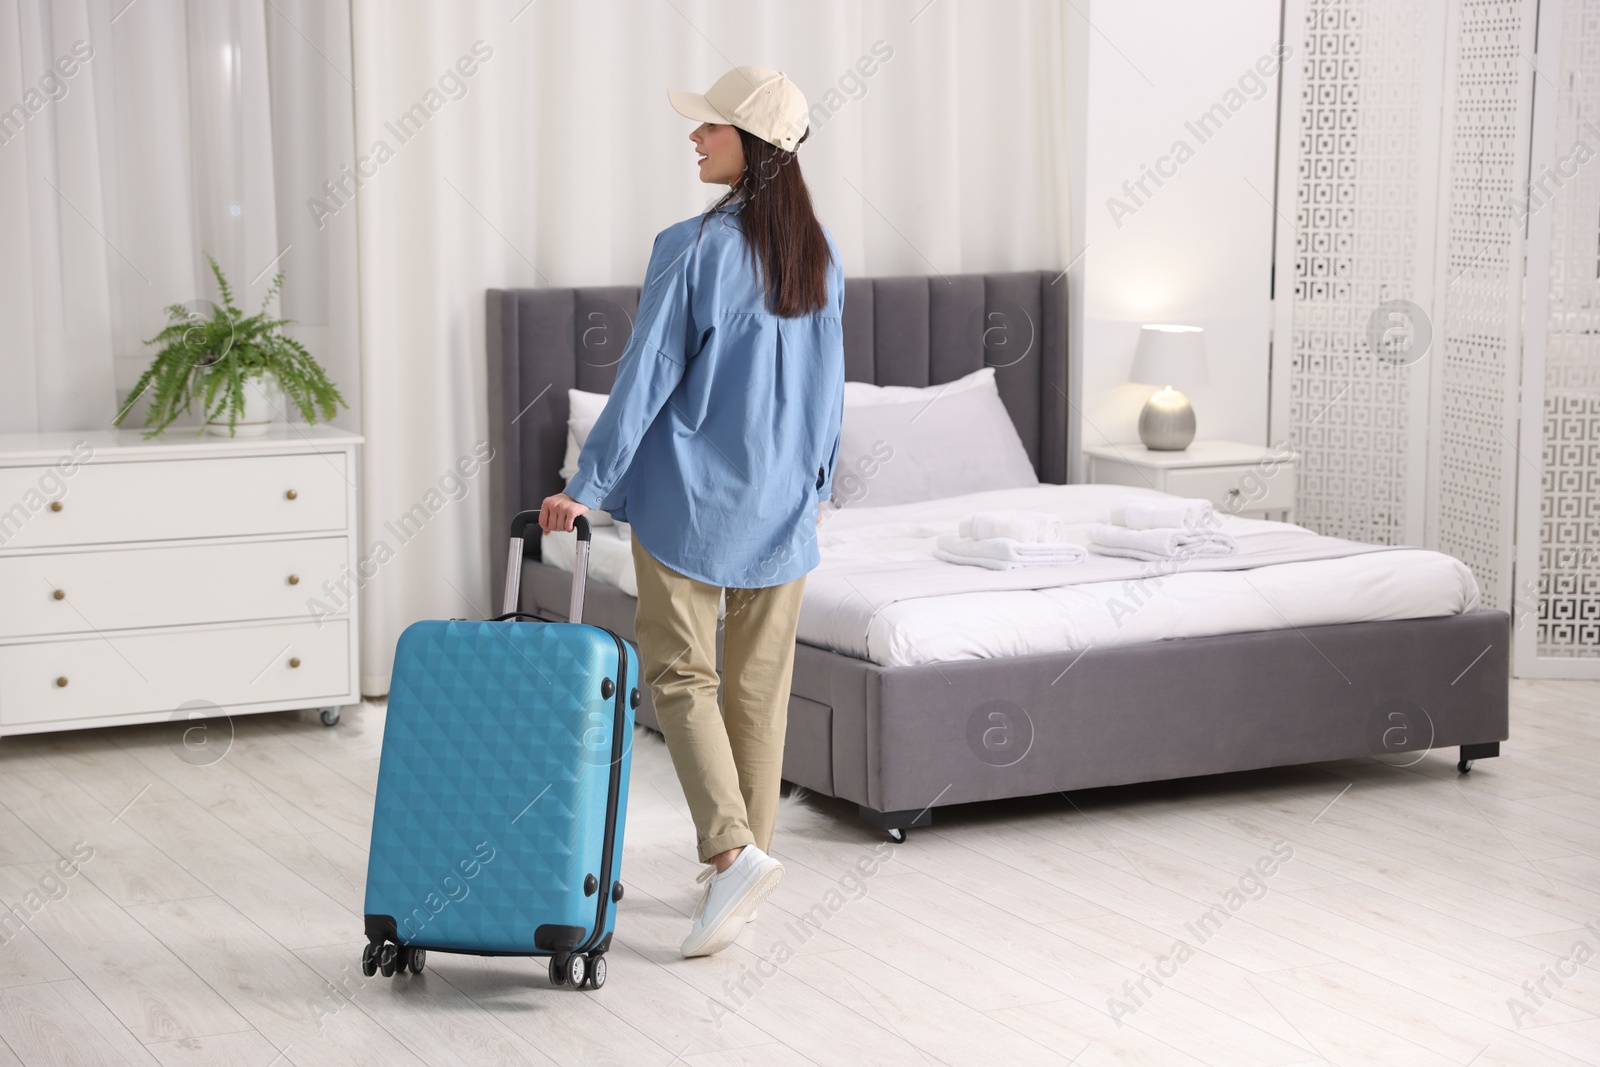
[1535,0,1600,657]
[1286,0,1427,545]
[1430,0,1536,613]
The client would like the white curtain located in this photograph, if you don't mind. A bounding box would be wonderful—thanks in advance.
[0,0,359,436]
[350,0,1072,693]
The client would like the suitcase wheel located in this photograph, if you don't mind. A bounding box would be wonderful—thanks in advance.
[549,951,603,990]
[390,946,424,977]
[361,942,379,977]
[564,953,586,987]
[584,954,607,990]
[377,943,398,977]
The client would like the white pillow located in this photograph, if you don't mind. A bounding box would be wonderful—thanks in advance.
[842,366,998,407]
[568,388,609,424]
[831,372,1037,508]
[558,419,597,481]
[561,389,615,525]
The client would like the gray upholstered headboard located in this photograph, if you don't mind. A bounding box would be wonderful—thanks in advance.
[485,270,1067,597]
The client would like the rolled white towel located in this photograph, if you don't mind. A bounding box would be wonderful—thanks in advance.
[958,510,1069,544]
[934,533,1086,570]
[1109,497,1216,531]
[1087,523,1236,562]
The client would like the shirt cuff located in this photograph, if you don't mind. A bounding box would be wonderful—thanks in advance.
[563,474,604,510]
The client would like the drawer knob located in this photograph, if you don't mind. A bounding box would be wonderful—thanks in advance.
[289,657,302,668]
[287,574,300,586]
[55,676,68,687]
[52,589,65,601]
[50,501,63,512]
[285,489,298,501]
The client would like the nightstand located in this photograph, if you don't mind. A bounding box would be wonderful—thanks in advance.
[1083,440,1297,522]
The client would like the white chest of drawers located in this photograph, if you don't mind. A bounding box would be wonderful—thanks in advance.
[0,426,362,737]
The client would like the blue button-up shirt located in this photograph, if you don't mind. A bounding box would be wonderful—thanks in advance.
[564,206,846,589]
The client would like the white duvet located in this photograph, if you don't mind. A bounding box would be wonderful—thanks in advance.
[541,484,1481,667]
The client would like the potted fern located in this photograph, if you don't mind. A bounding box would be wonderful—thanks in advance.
[115,255,347,438]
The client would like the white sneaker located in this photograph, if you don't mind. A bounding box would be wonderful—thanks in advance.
[680,846,783,957]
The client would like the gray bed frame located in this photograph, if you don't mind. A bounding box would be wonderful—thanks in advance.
[486,270,1509,840]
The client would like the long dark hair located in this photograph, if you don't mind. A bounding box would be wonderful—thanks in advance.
[702,126,832,317]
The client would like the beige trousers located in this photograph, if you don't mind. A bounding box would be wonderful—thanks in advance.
[630,536,806,863]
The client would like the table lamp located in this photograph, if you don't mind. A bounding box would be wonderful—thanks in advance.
[1129,324,1208,450]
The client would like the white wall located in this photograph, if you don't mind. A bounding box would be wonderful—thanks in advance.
[1069,0,1284,478]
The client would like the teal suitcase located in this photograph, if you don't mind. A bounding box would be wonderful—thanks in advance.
[362,512,638,990]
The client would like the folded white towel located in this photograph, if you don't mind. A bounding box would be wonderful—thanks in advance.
[934,533,1086,570]
[1109,497,1216,531]
[1086,523,1237,562]
[957,510,1069,544]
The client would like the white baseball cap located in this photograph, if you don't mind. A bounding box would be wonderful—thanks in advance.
[668,65,810,152]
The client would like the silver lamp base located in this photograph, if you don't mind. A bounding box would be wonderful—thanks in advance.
[1138,392,1196,450]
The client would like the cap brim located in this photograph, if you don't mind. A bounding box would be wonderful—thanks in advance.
[667,88,733,126]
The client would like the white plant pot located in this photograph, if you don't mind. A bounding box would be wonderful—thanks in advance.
[205,371,284,437]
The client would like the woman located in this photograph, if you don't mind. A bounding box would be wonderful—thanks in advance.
[538,65,845,959]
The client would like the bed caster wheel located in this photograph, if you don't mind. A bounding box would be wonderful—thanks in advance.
[549,957,566,986]
[584,954,606,990]
[377,943,397,977]
[408,948,425,974]
[564,952,586,988]
[361,942,379,977]
[886,827,907,844]
[1458,758,1474,773]
[319,706,342,727]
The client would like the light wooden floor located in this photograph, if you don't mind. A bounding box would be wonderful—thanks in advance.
[0,679,1596,1066]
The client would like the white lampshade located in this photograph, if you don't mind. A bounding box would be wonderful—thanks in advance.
[1130,324,1209,388]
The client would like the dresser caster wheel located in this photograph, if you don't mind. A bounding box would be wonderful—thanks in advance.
[319,706,342,727]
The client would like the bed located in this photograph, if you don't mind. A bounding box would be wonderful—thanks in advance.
[486,270,1509,840]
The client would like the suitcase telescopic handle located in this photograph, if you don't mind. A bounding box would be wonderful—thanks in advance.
[504,511,590,621]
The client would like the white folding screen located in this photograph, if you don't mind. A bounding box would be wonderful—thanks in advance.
[1270,0,1439,549]
[1426,0,1538,616]
[1518,0,1600,676]
[1273,0,1599,676]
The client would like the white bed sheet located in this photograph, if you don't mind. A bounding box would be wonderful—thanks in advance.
[540,484,1481,667]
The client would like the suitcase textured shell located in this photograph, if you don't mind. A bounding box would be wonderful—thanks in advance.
[364,618,637,955]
